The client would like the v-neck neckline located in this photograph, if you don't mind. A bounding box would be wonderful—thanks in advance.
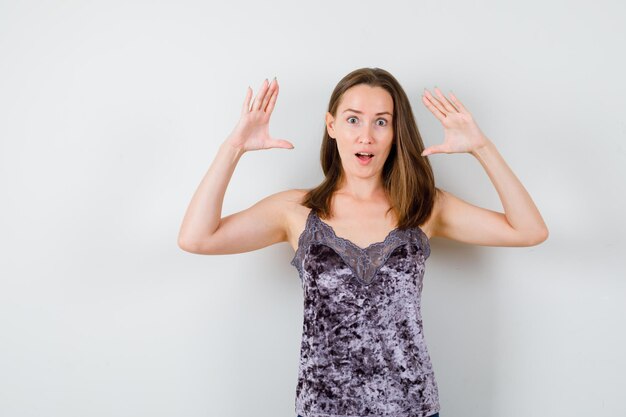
[312,210,401,252]
[291,209,431,285]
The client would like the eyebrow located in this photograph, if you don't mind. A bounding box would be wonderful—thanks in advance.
[342,108,393,117]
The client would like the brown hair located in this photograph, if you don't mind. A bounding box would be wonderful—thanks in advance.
[301,67,440,230]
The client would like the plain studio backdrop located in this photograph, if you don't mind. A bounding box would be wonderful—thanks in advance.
[1,1,624,416]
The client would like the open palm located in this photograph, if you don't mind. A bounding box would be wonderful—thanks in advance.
[227,78,293,152]
[421,87,490,156]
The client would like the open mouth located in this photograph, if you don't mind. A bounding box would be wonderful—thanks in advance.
[355,152,374,161]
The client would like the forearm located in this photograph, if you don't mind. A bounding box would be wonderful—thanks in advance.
[178,137,245,246]
[471,139,548,236]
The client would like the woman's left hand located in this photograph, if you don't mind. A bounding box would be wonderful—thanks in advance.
[421,87,491,156]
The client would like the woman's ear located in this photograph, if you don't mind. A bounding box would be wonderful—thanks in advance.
[325,112,336,139]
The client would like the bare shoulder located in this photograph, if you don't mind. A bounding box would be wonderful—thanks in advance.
[419,187,445,240]
[258,187,308,228]
[262,187,310,239]
[281,188,312,252]
[278,187,309,205]
[270,188,309,214]
[256,187,307,206]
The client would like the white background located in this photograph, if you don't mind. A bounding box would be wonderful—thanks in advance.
[1,1,624,416]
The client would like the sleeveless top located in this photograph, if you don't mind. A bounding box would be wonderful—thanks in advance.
[290,209,441,417]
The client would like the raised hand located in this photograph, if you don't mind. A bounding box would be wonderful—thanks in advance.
[421,87,491,156]
[226,77,294,152]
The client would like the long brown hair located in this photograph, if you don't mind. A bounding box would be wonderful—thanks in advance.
[301,67,440,230]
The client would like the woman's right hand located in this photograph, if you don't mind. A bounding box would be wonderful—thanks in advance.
[225,77,294,153]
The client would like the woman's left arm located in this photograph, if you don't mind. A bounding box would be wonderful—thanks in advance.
[421,87,549,247]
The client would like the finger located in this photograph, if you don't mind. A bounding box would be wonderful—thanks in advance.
[264,80,279,114]
[421,144,446,156]
[449,91,468,114]
[260,77,277,113]
[241,86,253,115]
[267,138,294,149]
[253,78,270,111]
[434,87,459,113]
[422,94,446,122]
[250,79,266,111]
[423,89,448,116]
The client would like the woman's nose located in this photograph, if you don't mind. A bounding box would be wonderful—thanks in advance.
[359,124,374,142]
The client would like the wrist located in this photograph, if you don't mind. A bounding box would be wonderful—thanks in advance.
[221,138,246,160]
[470,138,495,159]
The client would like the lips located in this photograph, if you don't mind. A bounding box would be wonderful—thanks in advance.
[355,152,374,163]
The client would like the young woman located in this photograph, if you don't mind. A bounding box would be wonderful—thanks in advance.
[178,67,548,417]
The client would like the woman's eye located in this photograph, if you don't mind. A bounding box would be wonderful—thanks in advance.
[347,117,387,126]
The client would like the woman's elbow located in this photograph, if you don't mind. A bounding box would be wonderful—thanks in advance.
[528,227,549,246]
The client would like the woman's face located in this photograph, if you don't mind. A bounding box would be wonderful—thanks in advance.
[325,84,394,179]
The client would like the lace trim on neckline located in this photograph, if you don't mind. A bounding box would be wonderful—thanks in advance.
[312,210,401,252]
[290,210,431,285]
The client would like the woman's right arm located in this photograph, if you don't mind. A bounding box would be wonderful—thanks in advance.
[177,77,295,255]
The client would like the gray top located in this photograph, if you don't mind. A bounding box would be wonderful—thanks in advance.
[290,209,440,417]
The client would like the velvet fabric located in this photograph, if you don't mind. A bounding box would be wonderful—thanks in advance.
[290,210,440,417]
